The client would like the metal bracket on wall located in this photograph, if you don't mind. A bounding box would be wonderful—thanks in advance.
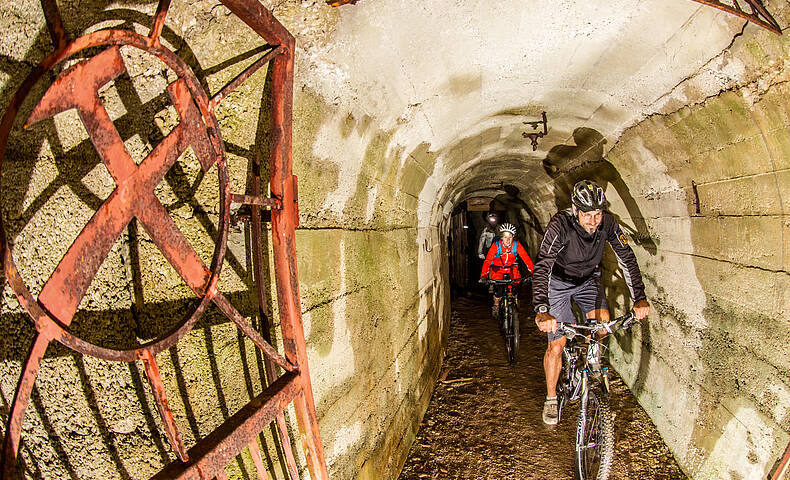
[522,111,548,151]
[689,0,782,35]
[0,0,328,479]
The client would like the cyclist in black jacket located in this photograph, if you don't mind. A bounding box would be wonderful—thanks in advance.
[534,180,650,425]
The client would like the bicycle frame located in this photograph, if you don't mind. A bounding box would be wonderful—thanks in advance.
[557,313,634,401]
[487,274,525,365]
[557,330,596,423]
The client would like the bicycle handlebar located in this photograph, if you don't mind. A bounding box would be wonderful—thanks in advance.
[556,311,637,340]
[485,278,523,285]
[480,275,532,285]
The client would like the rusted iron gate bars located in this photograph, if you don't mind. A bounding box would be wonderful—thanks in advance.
[0,0,329,479]
[689,0,782,34]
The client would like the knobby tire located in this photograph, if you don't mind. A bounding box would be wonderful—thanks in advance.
[574,388,614,480]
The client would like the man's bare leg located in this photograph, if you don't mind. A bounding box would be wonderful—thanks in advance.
[544,336,565,397]
[543,335,566,425]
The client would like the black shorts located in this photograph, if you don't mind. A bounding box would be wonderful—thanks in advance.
[547,275,608,342]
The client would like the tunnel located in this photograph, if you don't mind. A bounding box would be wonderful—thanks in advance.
[0,1,789,479]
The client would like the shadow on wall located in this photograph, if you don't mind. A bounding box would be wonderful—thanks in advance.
[0,5,295,478]
[543,127,657,255]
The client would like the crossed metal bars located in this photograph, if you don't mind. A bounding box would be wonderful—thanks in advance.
[690,0,782,34]
[0,0,328,479]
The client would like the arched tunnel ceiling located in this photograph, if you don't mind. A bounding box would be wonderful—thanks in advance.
[301,0,752,220]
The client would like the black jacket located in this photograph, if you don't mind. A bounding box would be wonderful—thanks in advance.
[532,209,646,309]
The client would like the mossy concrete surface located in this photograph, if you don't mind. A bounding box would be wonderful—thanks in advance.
[603,7,790,476]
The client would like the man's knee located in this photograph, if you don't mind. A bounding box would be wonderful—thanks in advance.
[546,338,564,357]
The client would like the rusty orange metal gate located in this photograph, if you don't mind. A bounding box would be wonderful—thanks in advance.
[0,0,328,479]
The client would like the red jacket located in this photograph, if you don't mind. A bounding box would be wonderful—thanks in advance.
[480,240,534,280]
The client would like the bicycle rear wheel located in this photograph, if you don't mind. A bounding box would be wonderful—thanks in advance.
[574,388,614,480]
[507,306,519,365]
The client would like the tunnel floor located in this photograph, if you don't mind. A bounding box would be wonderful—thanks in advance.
[397,292,687,480]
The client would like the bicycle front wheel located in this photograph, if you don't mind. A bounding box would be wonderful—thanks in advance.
[574,388,614,480]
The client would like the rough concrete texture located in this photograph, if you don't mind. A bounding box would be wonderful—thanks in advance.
[1,0,790,479]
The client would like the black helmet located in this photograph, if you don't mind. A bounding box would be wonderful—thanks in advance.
[571,180,607,212]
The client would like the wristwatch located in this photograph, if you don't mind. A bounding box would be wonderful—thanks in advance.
[537,305,549,314]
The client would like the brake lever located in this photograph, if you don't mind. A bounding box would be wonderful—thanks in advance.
[620,312,638,330]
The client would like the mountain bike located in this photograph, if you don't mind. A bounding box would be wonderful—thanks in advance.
[555,311,639,480]
[486,274,524,365]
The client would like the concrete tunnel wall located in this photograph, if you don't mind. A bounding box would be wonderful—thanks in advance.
[0,1,789,479]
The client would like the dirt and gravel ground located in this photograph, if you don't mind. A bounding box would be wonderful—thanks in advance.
[398,293,687,480]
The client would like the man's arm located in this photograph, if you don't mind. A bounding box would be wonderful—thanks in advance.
[480,242,496,278]
[532,216,566,309]
[477,231,489,259]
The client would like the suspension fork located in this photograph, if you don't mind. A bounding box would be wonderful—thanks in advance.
[502,297,511,332]
[577,372,590,449]
[558,347,574,422]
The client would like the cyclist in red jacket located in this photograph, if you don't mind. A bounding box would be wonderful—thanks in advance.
[480,223,534,317]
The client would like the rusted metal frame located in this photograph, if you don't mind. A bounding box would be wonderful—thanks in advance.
[292,176,299,227]
[209,45,283,112]
[771,440,790,480]
[0,331,50,479]
[265,22,330,480]
[139,349,190,462]
[40,0,69,51]
[150,0,172,44]
[28,49,215,323]
[689,0,782,35]
[211,292,295,373]
[218,0,293,48]
[214,1,329,477]
[8,38,222,361]
[0,4,324,480]
[17,31,225,316]
[231,193,283,210]
[150,371,300,480]
[250,155,300,480]
[247,439,272,480]
[0,30,230,477]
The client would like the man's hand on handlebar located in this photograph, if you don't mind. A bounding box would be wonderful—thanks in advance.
[535,311,557,334]
[633,299,650,322]
[478,276,488,284]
